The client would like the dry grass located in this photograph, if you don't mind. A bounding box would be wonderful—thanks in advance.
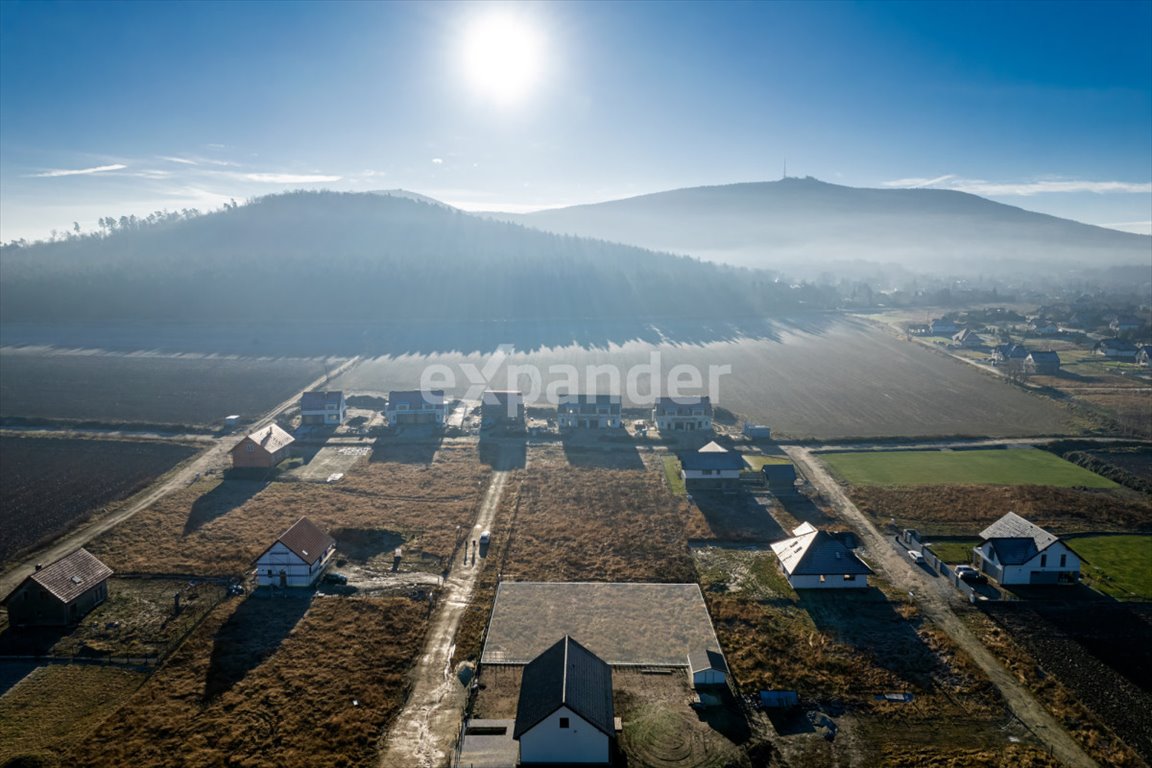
[87,440,490,576]
[873,744,1062,767]
[67,595,428,768]
[0,666,146,766]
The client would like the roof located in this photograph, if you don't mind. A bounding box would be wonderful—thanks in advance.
[770,526,873,577]
[482,389,522,405]
[275,517,335,566]
[1027,350,1060,363]
[687,648,728,675]
[952,328,976,341]
[6,549,112,605]
[388,389,445,409]
[557,393,621,406]
[678,442,747,471]
[300,390,344,410]
[236,423,295,455]
[654,395,712,415]
[513,635,614,740]
[1096,338,1137,351]
[978,512,1060,565]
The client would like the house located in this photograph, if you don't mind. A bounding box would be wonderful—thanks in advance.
[514,635,614,765]
[973,512,1080,586]
[1028,320,1060,336]
[929,318,958,335]
[653,396,713,432]
[677,441,746,490]
[1137,345,1152,367]
[1093,338,1138,360]
[951,328,981,348]
[1025,350,1061,375]
[557,394,622,429]
[300,390,347,426]
[1109,316,1143,333]
[231,424,295,469]
[386,389,447,426]
[761,462,798,495]
[3,549,112,627]
[255,517,336,588]
[770,522,872,589]
[992,343,1029,364]
[481,389,525,431]
[687,648,728,688]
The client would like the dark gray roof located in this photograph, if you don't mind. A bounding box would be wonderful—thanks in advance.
[513,635,614,740]
[979,512,1059,565]
[388,389,445,409]
[557,393,621,406]
[678,443,746,472]
[687,648,728,675]
[300,390,343,409]
[654,396,712,416]
[770,526,873,577]
[1027,351,1060,363]
[5,549,112,606]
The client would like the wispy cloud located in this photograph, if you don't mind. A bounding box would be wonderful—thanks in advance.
[883,175,1152,196]
[159,156,198,165]
[27,163,127,178]
[431,158,444,165]
[229,172,342,183]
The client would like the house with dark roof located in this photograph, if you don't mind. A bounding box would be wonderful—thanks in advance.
[1137,345,1151,367]
[761,462,798,495]
[514,635,614,765]
[1109,316,1144,334]
[973,512,1080,586]
[3,549,113,626]
[1093,338,1138,360]
[255,517,336,587]
[992,343,1030,364]
[300,390,347,426]
[929,318,958,336]
[386,389,447,426]
[951,328,981,348]
[1025,350,1061,375]
[677,441,746,490]
[230,424,295,469]
[557,393,622,429]
[687,647,728,688]
[770,522,873,589]
[653,396,713,432]
[481,389,525,431]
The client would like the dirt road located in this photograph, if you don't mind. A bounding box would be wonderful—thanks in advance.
[784,446,1098,768]
[0,357,361,596]
[378,444,517,768]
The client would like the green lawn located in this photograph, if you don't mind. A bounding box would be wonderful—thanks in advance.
[1073,535,1152,600]
[820,448,1119,488]
[925,539,980,564]
[743,454,792,471]
[662,455,686,496]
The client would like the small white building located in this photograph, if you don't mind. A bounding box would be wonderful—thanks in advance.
[386,389,447,426]
[653,396,713,432]
[687,648,728,688]
[255,517,336,588]
[557,394,622,429]
[770,522,873,589]
[514,635,614,765]
[300,390,347,426]
[973,512,1081,586]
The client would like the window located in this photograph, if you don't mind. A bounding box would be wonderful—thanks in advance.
[1060,554,1067,567]
[1040,554,1047,567]
[819,575,826,583]
[559,717,569,729]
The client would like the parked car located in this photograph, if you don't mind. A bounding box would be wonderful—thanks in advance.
[322,572,348,585]
[954,565,987,584]
[907,550,925,564]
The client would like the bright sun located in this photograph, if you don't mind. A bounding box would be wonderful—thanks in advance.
[462,14,544,105]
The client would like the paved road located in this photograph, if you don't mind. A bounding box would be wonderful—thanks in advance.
[378,443,519,768]
[784,445,1098,768]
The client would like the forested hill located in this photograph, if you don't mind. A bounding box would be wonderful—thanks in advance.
[0,191,805,326]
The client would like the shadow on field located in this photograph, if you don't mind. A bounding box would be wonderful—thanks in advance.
[370,431,443,465]
[797,588,937,692]
[203,590,312,701]
[777,493,839,529]
[692,492,788,541]
[694,685,752,744]
[185,479,268,534]
[330,527,406,565]
[479,436,526,470]
[560,435,644,470]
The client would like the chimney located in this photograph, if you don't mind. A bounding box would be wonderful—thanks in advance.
[35,563,43,571]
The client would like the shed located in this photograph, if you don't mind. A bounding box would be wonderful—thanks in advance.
[3,549,113,627]
[761,462,798,494]
[231,424,295,469]
[687,648,729,688]
[255,517,336,587]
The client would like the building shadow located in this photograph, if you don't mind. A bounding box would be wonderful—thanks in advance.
[691,492,788,542]
[694,685,752,744]
[479,435,527,470]
[329,527,405,564]
[203,590,313,701]
[185,478,267,534]
[763,707,815,736]
[776,493,839,529]
[560,433,644,470]
[370,430,444,465]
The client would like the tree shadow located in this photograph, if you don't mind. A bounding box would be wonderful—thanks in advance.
[560,433,644,470]
[185,478,267,534]
[691,492,788,542]
[203,590,313,701]
[370,430,444,464]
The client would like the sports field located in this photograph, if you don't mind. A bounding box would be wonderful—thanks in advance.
[821,448,1118,488]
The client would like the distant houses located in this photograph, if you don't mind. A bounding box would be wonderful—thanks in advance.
[1137,345,1152,367]
[300,390,347,426]
[3,549,113,626]
[1093,338,1138,360]
[653,396,713,433]
[254,517,336,588]
[929,318,959,336]
[1025,350,1061,375]
[770,522,872,590]
[973,512,1080,586]
[1109,316,1144,334]
[386,389,448,426]
[481,389,526,431]
[992,343,1030,364]
[557,394,622,429]
[231,424,295,469]
[677,441,746,490]
[951,328,981,348]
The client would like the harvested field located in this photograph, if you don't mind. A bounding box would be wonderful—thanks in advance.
[87,439,489,576]
[0,665,146,766]
[482,582,720,665]
[849,485,1152,537]
[1086,446,1152,483]
[0,348,330,426]
[68,595,427,768]
[821,447,1118,488]
[0,436,200,563]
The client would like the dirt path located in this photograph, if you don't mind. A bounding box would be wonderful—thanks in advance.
[0,357,361,596]
[378,446,517,768]
[784,446,1098,768]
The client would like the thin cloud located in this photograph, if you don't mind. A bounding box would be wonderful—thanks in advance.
[231,172,342,183]
[884,175,1152,196]
[159,156,198,165]
[431,158,444,165]
[27,163,127,178]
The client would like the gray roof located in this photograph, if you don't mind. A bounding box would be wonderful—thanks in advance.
[300,390,344,409]
[687,647,728,675]
[6,549,113,605]
[771,525,873,577]
[654,396,713,416]
[1027,350,1060,363]
[513,635,614,740]
[678,442,746,471]
[388,389,445,409]
[979,512,1060,565]
[557,393,621,406]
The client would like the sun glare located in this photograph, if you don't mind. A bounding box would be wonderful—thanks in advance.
[462,14,544,105]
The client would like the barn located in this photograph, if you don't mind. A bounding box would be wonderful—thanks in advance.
[770,522,873,589]
[687,647,729,688]
[231,424,295,469]
[514,635,615,765]
[255,517,336,588]
[3,549,113,627]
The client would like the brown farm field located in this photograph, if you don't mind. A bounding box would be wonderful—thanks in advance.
[0,436,201,563]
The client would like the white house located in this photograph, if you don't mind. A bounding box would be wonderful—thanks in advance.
[300,390,347,426]
[687,648,728,688]
[770,522,873,589]
[514,635,614,765]
[678,441,746,490]
[973,512,1081,586]
[255,517,336,588]
[653,396,713,432]
[386,389,447,426]
[557,394,622,429]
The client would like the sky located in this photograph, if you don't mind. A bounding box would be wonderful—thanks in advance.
[1,0,1150,242]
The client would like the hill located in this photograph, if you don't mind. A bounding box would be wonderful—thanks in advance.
[484,178,1152,279]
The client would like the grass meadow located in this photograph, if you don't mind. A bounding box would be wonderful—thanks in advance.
[1072,534,1152,600]
[822,448,1118,488]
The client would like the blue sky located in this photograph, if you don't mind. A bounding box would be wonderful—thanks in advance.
[1,0,1150,241]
